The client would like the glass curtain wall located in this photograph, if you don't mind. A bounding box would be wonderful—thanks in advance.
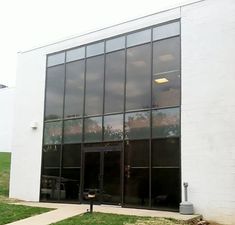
[41,20,181,210]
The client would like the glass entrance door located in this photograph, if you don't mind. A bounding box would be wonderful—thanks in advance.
[83,148,121,205]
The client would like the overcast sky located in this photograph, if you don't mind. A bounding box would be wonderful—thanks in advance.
[0,0,189,87]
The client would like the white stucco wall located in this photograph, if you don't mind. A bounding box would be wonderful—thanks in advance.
[181,0,235,224]
[0,87,14,152]
[10,0,235,224]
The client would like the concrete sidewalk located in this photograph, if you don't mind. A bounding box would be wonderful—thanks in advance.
[6,202,201,225]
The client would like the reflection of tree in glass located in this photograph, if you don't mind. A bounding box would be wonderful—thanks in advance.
[85,117,102,142]
[44,122,62,145]
[153,110,179,137]
[64,119,82,143]
[125,112,150,139]
[104,124,123,140]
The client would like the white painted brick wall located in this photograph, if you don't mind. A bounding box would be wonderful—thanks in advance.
[181,0,235,224]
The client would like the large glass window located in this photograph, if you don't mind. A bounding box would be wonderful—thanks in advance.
[124,140,149,206]
[45,65,65,120]
[43,21,181,209]
[85,55,104,116]
[105,50,125,113]
[64,60,85,118]
[125,111,150,139]
[104,114,123,141]
[126,44,151,110]
[152,37,180,108]
[152,107,180,138]
[63,119,83,143]
[84,116,102,142]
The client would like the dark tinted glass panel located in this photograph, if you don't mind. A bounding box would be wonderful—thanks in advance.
[44,121,62,145]
[126,44,151,110]
[41,145,61,201]
[64,119,82,143]
[152,168,180,210]
[125,111,150,139]
[103,151,121,204]
[152,108,180,138]
[125,140,149,167]
[84,116,102,142]
[152,138,179,167]
[153,21,180,41]
[47,52,65,67]
[83,152,101,201]
[45,65,65,120]
[64,60,85,118]
[105,50,125,113]
[152,37,180,108]
[124,140,149,206]
[61,144,81,201]
[85,55,104,115]
[104,114,123,141]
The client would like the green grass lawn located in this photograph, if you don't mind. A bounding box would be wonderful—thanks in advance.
[0,203,51,225]
[51,212,185,225]
[0,152,52,225]
[0,152,11,196]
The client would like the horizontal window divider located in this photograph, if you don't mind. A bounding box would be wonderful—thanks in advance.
[63,167,81,169]
[83,114,103,118]
[105,47,125,54]
[125,108,151,113]
[152,166,180,169]
[153,34,180,43]
[126,41,151,50]
[151,136,180,140]
[85,53,105,59]
[124,137,151,141]
[44,119,63,123]
[128,166,149,169]
[47,62,65,68]
[65,58,85,64]
[103,111,124,116]
[44,167,60,169]
[151,105,180,111]
[63,143,82,145]
[63,117,83,121]
[153,70,180,76]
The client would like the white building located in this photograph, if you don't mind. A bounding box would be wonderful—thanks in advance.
[9,0,235,224]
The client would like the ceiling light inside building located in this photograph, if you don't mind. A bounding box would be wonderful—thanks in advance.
[154,78,169,84]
